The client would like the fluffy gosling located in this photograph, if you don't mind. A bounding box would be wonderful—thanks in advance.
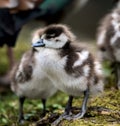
[10,39,57,123]
[32,24,104,125]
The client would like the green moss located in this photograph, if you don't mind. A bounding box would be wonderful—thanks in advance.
[0,90,120,126]
[59,89,120,126]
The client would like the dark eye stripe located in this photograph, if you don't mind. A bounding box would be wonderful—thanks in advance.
[45,27,63,37]
[46,35,52,39]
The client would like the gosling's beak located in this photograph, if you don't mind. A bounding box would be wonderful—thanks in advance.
[32,39,45,47]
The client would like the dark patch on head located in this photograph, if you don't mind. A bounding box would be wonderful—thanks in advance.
[44,26,64,39]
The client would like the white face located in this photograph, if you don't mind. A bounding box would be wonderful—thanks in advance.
[42,33,69,49]
[32,32,69,49]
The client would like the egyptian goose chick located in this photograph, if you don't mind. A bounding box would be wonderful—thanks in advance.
[32,24,104,125]
[97,0,120,89]
[10,32,57,123]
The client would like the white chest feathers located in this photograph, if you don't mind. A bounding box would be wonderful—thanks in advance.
[35,48,103,96]
[14,51,57,99]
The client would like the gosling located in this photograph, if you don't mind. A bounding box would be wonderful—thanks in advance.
[10,31,57,123]
[97,0,120,89]
[32,24,104,124]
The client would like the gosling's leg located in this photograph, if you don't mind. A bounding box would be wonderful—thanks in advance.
[64,95,73,115]
[41,99,46,116]
[52,96,73,126]
[65,88,89,120]
[18,96,25,124]
[73,88,89,119]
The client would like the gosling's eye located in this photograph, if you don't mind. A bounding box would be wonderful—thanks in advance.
[56,39,59,42]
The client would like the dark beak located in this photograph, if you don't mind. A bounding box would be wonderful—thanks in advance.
[32,39,45,47]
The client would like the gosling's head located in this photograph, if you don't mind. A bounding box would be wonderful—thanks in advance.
[32,24,76,50]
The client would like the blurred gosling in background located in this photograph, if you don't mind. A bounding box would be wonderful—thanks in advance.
[97,0,120,89]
